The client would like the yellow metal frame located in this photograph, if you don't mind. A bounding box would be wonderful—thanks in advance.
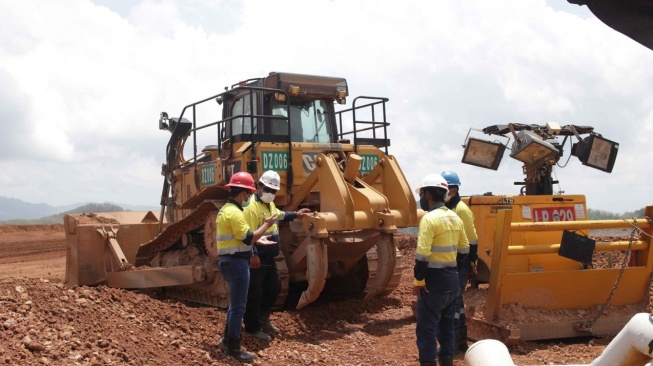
[64,211,166,287]
[483,206,653,338]
[284,152,418,308]
[464,194,592,277]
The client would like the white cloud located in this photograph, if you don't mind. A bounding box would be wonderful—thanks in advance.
[0,0,651,214]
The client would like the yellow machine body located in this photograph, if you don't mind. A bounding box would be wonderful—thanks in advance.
[463,194,591,281]
[65,72,420,310]
[463,193,653,342]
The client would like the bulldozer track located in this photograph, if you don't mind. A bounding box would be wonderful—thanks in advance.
[203,211,219,259]
[135,201,225,267]
[134,200,234,307]
[163,271,230,308]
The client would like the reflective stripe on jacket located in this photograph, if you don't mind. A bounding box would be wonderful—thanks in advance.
[216,200,253,256]
[415,206,469,267]
[414,205,469,292]
[244,194,282,258]
[452,200,478,246]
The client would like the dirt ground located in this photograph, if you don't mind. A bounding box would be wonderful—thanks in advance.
[0,225,647,365]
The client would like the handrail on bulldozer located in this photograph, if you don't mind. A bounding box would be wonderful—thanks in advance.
[175,85,291,165]
[335,96,390,154]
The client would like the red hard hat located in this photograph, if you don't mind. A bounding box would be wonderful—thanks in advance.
[225,172,256,192]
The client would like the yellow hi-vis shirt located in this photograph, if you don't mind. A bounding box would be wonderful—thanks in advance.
[216,201,254,256]
[244,196,283,259]
[243,197,284,239]
[451,200,478,246]
[414,206,469,286]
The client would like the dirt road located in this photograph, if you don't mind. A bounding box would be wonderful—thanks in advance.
[0,224,66,279]
[0,225,636,365]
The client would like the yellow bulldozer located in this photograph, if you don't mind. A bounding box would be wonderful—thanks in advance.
[459,122,653,343]
[64,72,421,310]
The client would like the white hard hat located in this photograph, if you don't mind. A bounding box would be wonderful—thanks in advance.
[260,170,281,190]
[415,173,449,194]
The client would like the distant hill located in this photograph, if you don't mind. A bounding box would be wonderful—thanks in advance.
[0,197,59,221]
[0,196,158,224]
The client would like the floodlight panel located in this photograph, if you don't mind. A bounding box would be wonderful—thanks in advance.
[585,135,619,173]
[461,138,505,170]
[509,131,558,164]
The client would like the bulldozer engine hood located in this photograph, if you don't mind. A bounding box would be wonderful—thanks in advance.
[264,72,348,100]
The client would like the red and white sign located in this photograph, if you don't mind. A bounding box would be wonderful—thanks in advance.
[533,207,576,222]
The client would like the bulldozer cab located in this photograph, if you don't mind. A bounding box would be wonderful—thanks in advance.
[222,76,338,144]
[222,87,337,146]
[219,72,388,147]
[219,73,343,143]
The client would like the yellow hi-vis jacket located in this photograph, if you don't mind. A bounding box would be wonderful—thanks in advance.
[451,200,478,246]
[244,197,283,239]
[414,206,469,287]
[216,200,254,256]
[243,195,288,259]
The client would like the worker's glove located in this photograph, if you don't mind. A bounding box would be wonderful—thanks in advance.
[470,261,478,275]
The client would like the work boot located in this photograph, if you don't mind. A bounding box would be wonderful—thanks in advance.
[249,330,272,341]
[217,322,228,351]
[419,362,436,366]
[224,337,254,363]
[217,337,227,351]
[260,311,280,335]
[439,356,454,366]
[455,326,469,354]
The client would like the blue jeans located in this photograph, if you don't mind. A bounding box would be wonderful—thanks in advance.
[454,259,470,329]
[416,289,458,363]
[219,255,250,340]
[244,258,281,333]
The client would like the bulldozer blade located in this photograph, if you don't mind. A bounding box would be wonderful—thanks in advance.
[64,212,164,287]
[107,265,206,289]
[296,239,328,309]
[364,233,396,299]
[517,315,634,341]
[467,315,634,345]
[467,317,521,346]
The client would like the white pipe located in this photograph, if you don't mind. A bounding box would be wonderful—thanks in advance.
[465,313,653,366]
[589,313,653,366]
[464,339,586,366]
[464,339,516,366]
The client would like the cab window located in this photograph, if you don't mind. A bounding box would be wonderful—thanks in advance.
[231,94,257,135]
[271,100,332,143]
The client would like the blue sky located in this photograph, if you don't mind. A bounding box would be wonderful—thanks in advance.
[0,0,651,213]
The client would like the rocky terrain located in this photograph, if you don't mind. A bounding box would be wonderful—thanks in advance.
[0,225,650,365]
